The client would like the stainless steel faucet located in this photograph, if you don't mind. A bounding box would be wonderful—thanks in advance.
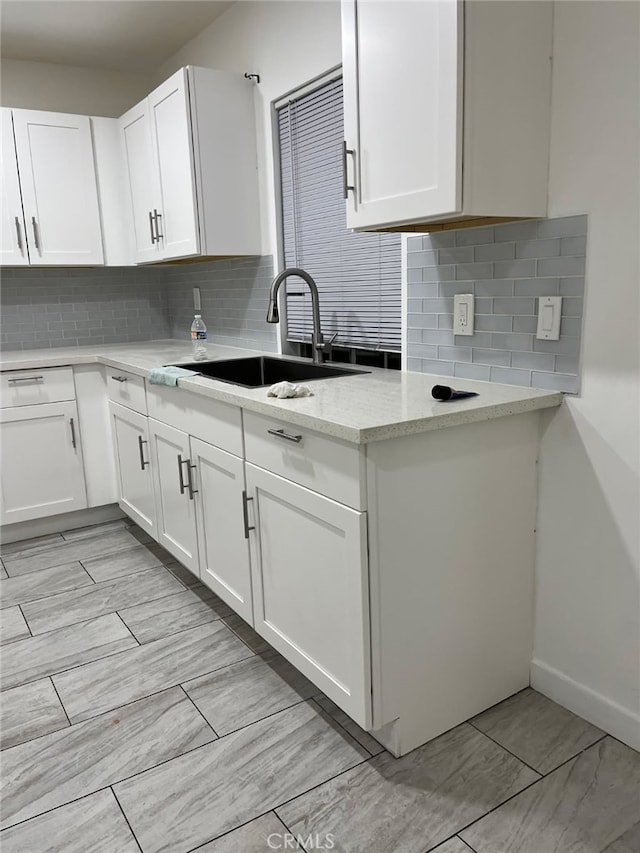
[266,268,327,364]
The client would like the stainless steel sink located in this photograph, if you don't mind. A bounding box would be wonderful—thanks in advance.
[171,356,370,388]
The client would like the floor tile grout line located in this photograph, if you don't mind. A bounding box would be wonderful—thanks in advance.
[466,720,543,776]
[178,683,220,739]
[274,809,310,852]
[16,603,33,637]
[445,735,612,846]
[113,610,140,646]
[47,675,73,729]
[307,695,379,757]
[456,835,479,853]
[110,786,145,853]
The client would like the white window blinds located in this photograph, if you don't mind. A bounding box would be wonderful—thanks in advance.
[278,77,401,352]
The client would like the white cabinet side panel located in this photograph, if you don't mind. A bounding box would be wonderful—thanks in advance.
[367,413,540,753]
[91,117,134,266]
[189,66,261,256]
[463,0,552,217]
[74,365,117,508]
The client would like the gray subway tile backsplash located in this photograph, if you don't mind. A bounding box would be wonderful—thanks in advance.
[1,257,278,353]
[406,215,587,393]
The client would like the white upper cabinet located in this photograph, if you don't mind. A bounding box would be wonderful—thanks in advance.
[119,100,163,265]
[11,109,104,264]
[341,0,553,232]
[1,109,29,266]
[119,66,261,263]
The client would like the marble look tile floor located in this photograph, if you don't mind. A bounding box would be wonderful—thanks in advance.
[1,520,638,853]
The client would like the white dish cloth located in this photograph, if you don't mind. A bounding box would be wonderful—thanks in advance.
[267,381,313,399]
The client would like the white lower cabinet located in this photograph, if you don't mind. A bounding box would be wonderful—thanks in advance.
[0,401,87,525]
[109,402,155,536]
[191,437,252,622]
[148,418,199,572]
[246,462,372,729]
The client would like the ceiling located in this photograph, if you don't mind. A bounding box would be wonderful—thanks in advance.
[0,0,234,73]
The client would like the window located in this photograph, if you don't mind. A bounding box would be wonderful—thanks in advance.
[277,75,402,354]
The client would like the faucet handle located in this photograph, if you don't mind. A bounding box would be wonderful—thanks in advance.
[317,332,338,353]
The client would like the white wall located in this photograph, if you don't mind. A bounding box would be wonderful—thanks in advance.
[532,1,640,749]
[154,0,342,258]
[0,58,152,116]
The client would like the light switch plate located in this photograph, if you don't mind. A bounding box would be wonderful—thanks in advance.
[536,296,562,341]
[453,293,474,336]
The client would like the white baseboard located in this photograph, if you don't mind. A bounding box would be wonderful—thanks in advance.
[1,504,125,544]
[531,658,640,752]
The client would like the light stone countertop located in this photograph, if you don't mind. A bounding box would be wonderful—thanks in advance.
[0,340,563,444]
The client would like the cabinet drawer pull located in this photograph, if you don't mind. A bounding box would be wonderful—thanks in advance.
[69,417,77,449]
[242,490,255,539]
[153,209,163,241]
[342,141,356,199]
[149,210,157,245]
[186,463,198,500]
[14,216,23,250]
[111,375,128,383]
[267,428,303,444]
[177,454,188,495]
[7,375,44,384]
[138,435,149,470]
[31,217,41,251]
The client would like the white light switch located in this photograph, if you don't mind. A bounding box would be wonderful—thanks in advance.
[454,293,475,336]
[536,296,562,341]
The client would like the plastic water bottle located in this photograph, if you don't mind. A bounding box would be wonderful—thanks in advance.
[191,314,208,361]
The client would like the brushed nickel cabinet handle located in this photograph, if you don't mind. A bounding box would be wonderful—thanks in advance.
[31,217,40,251]
[153,209,163,241]
[342,141,356,199]
[69,417,77,449]
[186,462,198,501]
[149,210,157,244]
[111,375,128,383]
[242,490,255,539]
[177,454,188,495]
[267,428,303,444]
[138,435,149,470]
[14,216,23,250]
[7,375,44,384]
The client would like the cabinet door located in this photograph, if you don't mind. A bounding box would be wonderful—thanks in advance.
[119,99,163,264]
[0,109,29,265]
[12,109,104,265]
[0,402,87,525]
[191,437,252,622]
[148,68,200,260]
[148,418,198,572]
[110,402,155,536]
[246,463,372,728]
[342,0,462,229]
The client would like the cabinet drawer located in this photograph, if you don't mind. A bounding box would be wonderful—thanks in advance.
[147,384,242,457]
[1,367,75,408]
[243,411,365,510]
[107,369,147,414]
